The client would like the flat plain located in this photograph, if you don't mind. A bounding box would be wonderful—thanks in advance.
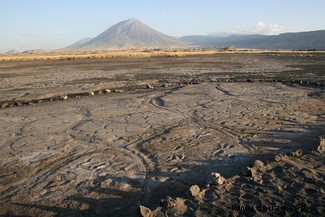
[0,52,324,216]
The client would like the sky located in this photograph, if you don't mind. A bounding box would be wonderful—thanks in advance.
[1,0,324,52]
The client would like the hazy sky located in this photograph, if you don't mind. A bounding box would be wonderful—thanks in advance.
[1,0,324,52]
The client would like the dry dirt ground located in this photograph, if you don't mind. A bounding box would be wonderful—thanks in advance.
[0,53,324,216]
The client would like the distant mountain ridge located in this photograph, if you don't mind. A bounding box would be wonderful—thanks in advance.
[181,30,325,50]
[60,19,325,51]
[65,19,187,50]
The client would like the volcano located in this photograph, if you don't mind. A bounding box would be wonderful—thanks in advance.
[66,19,188,50]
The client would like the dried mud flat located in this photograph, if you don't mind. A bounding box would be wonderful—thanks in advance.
[0,53,324,216]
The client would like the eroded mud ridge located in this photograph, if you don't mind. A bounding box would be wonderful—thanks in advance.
[0,53,324,216]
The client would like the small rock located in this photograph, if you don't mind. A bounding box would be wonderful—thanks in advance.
[318,137,325,153]
[97,90,103,95]
[105,89,111,94]
[209,172,226,185]
[246,167,258,179]
[189,185,200,197]
[113,89,125,93]
[275,153,288,162]
[216,176,226,185]
[15,101,23,107]
[56,175,63,181]
[160,196,177,208]
[60,95,68,100]
[275,155,281,162]
[139,205,152,217]
[1,102,10,108]
[254,160,264,170]
[147,84,154,89]
[292,148,303,158]
[88,91,95,96]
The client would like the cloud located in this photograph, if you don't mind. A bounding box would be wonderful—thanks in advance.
[254,21,285,35]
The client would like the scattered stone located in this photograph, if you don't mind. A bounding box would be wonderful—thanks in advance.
[292,148,303,158]
[97,90,103,95]
[191,79,202,85]
[318,137,325,153]
[113,89,125,93]
[160,196,177,208]
[189,185,200,197]
[88,91,95,96]
[105,89,111,94]
[246,167,258,179]
[139,205,152,217]
[38,100,43,104]
[7,101,15,107]
[209,172,226,185]
[61,95,68,100]
[1,102,10,108]
[275,153,288,162]
[15,101,23,107]
[147,84,154,89]
[254,160,264,170]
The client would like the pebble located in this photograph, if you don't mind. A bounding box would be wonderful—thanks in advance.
[247,167,258,179]
[254,160,264,170]
[291,149,303,158]
[139,205,152,217]
[60,95,68,100]
[15,101,23,107]
[318,137,325,153]
[160,196,177,208]
[113,89,125,93]
[211,172,226,185]
[275,153,288,162]
[189,185,200,197]
[1,102,9,108]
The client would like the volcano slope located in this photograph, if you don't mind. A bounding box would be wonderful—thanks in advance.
[0,53,324,216]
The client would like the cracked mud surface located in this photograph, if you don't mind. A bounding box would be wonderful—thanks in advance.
[0,53,324,216]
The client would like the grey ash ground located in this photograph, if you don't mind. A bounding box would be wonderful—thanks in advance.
[0,53,324,216]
